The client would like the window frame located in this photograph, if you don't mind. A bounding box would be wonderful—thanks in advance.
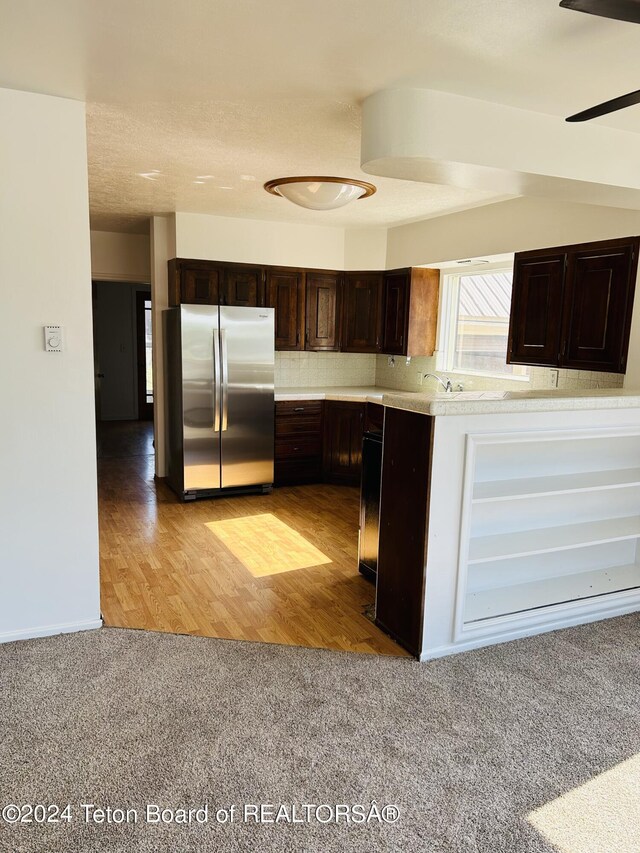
[436,263,530,382]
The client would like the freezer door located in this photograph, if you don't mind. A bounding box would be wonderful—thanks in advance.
[181,305,222,491]
[219,306,275,488]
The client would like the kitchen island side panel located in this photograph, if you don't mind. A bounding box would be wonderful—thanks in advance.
[376,408,433,656]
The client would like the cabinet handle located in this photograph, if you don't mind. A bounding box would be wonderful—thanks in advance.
[294,407,305,412]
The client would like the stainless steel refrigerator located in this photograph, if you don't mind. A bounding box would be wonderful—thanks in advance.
[164,304,275,500]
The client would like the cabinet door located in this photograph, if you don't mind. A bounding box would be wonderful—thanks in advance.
[181,267,221,304]
[323,402,365,485]
[222,267,264,306]
[306,272,341,351]
[267,269,303,350]
[562,242,638,373]
[342,273,383,353]
[382,270,410,355]
[507,253,565,366]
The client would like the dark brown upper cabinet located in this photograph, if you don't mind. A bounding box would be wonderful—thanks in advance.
[342,272,383,353]
[221,266,264,307]
[562,242,637,372]
[382,268,440,357]
[267,268,304,350]
[508,253,566,367]
[169,260,221,305]
[508,237,638,373]
[306,272,341,351]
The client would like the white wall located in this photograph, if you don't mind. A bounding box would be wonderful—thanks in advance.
[90,230,150,283]
[344,228,387,270]
[0,87,101,642]
[175,212,345,269]
[386,197,640,268]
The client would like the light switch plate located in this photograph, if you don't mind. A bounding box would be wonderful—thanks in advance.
[44,325,63,352]
[549,368,559,388]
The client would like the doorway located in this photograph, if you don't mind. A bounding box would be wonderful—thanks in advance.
[92,280,154,463]
[92,280,153,423]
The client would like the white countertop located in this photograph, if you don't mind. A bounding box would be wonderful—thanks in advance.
[275,385,386,403]
[275,385,640,415]
[382,387,640,416]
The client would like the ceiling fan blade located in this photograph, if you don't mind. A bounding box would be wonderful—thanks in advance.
[566,88,640,121]
[559,0,640,24]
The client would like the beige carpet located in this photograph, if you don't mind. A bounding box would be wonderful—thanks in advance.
[3,615,640,852]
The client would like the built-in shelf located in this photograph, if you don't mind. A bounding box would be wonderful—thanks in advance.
[473,467,640,503]
[465,563,640,623]
[468,515,640,565]
[460,430,640,636]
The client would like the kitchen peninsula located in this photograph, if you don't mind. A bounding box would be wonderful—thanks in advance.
[376,388,640,661]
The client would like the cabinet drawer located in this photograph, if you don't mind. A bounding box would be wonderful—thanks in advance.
[276,415,322,437]
[275,437,322,459]
[276,400,323,416]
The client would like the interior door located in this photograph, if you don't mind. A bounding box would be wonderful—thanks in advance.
[219,306,274,488]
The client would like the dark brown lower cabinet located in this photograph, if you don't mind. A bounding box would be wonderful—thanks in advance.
[322,401,365,486]
[274,401,323,485]
[376,408,432,657]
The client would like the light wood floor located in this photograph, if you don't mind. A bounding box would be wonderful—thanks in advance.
[98,422,407,656]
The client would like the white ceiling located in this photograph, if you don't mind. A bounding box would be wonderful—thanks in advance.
[2,0,640,233]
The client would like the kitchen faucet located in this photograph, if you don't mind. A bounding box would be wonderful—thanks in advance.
[423,373,454,392]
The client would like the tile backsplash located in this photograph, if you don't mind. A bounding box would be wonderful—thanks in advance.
[275,352,377,387]
[275,351,625,392]
[374,354,625,393]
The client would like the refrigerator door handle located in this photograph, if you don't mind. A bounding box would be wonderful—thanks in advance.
[213,328,221,432]
[220,328,229,432]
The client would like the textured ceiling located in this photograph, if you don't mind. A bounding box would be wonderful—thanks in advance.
[86,99,504,232]
[2,0,640,232]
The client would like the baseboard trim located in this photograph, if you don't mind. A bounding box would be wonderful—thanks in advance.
[0,618,103,645]
[419,596,640,661]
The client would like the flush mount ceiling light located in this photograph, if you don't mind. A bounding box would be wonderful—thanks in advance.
[264,176,376,210]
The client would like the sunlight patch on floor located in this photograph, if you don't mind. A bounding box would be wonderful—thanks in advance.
[528,752,640,853]
[205,513,332,577]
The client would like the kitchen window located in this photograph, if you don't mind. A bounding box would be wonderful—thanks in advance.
[437,267,529,380]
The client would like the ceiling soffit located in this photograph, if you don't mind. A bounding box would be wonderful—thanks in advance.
[361,88,640,211]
